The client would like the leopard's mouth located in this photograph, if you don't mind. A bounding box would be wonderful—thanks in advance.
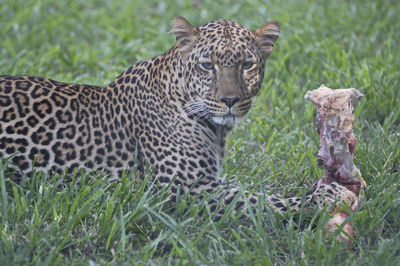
[207,102,251,127]
[185,98,251,127]
[207,102,250,115]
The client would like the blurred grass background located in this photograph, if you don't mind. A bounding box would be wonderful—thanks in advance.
[1,0,399,265]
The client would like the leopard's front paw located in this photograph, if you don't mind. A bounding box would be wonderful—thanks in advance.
[312,181,357,210]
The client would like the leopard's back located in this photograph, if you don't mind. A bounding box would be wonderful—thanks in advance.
[0,75,138,177]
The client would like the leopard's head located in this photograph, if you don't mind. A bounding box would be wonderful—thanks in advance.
[172,16,280,127]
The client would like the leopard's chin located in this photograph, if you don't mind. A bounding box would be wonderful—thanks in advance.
[211,115,241,128]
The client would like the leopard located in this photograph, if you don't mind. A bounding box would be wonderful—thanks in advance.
[0,16,357,219]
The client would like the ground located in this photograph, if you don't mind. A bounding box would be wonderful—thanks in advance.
[0,0,399,265]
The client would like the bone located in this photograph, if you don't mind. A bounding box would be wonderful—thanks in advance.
[324,211,353,246]
[305,85,366,196]
[305,85,366,245]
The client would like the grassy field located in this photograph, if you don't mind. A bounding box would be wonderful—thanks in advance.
[1,0,399,265]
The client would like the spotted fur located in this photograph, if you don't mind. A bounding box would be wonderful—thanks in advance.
[0,17,356,217]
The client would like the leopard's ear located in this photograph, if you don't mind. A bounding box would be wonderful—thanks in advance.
[172,16,198,57]
[254,21,280,56]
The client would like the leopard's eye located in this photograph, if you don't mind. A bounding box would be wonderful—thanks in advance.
[242,62,255,70]
[200,62,214,71]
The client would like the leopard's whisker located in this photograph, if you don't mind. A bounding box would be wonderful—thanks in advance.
[167,100,208,131]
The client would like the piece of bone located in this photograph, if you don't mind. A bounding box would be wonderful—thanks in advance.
[305,85,366,245]
[324,211,353,246]
[305,85,366,196]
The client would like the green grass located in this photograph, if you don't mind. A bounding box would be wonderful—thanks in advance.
[1,0,399,264]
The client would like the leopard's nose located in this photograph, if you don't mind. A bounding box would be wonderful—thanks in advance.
[220,96,240,108]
